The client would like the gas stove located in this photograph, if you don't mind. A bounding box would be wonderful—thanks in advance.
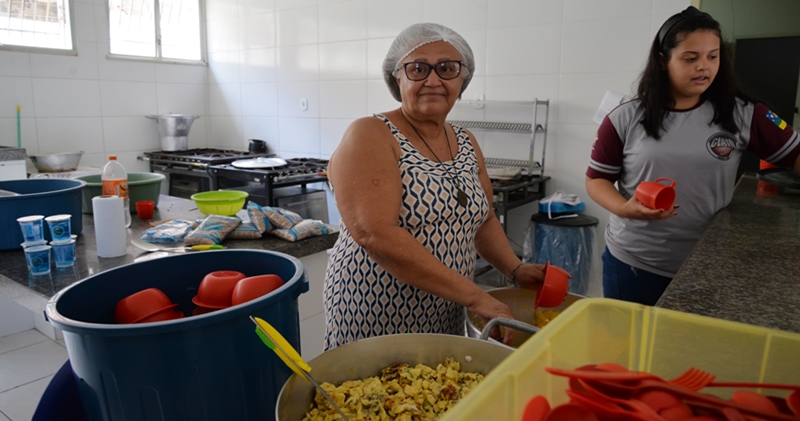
[143,148,271,166]
[139,148,273,199]
[210,158,329,221]
[138,149,330,222]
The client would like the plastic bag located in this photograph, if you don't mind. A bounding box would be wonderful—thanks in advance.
[270,220,338,242]
[263,206,302,229]
[523,219,594,295]
[140,219,197,244]
[184,215,241,245]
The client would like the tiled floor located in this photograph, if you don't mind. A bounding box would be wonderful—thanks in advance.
[0,330,68,421]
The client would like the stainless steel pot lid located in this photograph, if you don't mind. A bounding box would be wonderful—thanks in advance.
[231,157,287,169]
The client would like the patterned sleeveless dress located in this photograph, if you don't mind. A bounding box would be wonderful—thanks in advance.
[322,113,490,350]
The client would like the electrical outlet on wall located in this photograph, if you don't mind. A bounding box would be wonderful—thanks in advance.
[472,94,485,109]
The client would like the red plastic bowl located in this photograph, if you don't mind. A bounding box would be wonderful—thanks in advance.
[535,262,569,308]
[115,288,176,324]
[136,306,184,323]
[231,274,285,306]
[191,270,246,309]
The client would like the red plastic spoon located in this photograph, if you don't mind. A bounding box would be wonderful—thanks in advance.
[637,390,682,412]
[544,403,599,421]
[788,390,800,416]
[522,395,551,421]
[732,390,779,413]
[565,389,656,421]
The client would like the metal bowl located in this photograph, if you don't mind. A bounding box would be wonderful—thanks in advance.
[29,151,84,172]
[465,287,585,348]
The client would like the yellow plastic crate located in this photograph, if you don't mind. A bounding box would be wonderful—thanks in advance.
[443,298,800,421]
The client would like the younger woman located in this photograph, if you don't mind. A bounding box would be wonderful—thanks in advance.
[586,6,800,305]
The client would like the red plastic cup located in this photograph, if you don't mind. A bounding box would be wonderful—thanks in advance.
[136,200,155,220]
[115,288,176,324]
[231,274,285,306]
[136,307,185,323]
[192,270,246,309]
[635,178,676,211]
[535,262,569,308]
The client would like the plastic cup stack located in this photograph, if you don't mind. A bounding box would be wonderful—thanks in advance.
[17,215,51,275]
[46,214,77,268]
[17,215,46,245]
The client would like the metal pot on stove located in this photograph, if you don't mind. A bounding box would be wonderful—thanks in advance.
[145,114,200,151]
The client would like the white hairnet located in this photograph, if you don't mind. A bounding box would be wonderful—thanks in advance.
[383,23,475,102]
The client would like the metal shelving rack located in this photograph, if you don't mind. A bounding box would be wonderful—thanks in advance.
[449,99,550,233]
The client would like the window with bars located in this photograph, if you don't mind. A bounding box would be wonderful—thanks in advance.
[109,0,202,62]
[0,0,74,51]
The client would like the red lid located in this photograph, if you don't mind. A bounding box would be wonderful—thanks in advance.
[108,155,117,160]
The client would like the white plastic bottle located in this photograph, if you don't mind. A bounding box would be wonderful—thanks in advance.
[102,155,131,227]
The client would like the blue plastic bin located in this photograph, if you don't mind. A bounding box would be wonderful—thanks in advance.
[0,179,85,250]
[45,250,309,421]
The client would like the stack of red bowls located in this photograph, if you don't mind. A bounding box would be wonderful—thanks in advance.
[191,271,285,316]
[115,288,184,324]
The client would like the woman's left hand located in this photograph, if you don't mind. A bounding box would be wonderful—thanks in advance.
[514,263,571,289]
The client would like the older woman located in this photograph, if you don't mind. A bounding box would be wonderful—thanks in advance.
[323,23,558,350]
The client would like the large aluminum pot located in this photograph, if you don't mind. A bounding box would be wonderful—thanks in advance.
[465,287,584,348]
[145,114,200,151]
[276,333,514,421]
[29,151,84,172]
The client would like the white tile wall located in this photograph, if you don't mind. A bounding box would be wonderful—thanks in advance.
[278,81,320,118]
[319,81,367,119]
[277,6,319,46]
[240,48,278,83]
[239,12,277,50]
[320,41,367,81]
[318,0,367,43]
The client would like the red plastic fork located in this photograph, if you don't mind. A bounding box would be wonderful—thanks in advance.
[594,363,716,391]
[670,367,717,391]
[584,378,799,421]
[707,381,800,391]
[550,366,716,392]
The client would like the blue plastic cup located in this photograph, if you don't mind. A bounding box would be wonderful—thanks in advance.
[23,244,52,275]
[45,214,72,243]
[17,215,45,243]
[51,239,76,268]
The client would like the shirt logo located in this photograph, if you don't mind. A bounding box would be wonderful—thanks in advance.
[766,110,788,130]
[705,132,739,161]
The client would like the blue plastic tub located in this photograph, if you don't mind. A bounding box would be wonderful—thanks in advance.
[0,179,85,250]
[45,250,309,421]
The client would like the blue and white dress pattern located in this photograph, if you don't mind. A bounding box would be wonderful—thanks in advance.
[323,113,490,350]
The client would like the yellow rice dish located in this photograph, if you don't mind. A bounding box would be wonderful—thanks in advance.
[302,358,483,421]
[533,309,561,328]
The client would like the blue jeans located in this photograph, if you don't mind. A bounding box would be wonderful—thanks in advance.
[602,247,672,306]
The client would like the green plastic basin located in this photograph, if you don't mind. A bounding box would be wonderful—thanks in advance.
[75,172,165,214]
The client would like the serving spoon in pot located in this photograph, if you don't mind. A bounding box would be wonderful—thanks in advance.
[250,316,351,421]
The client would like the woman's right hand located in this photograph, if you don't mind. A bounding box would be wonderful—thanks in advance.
[618,195,679,220]
[467,293,517,345]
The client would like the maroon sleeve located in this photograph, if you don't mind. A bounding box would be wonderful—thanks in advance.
[586,115,623,182]
[746,103,800,167]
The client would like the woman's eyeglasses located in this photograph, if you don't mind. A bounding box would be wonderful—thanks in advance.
[400,61,463,81]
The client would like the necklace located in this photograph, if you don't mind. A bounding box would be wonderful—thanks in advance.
[405,119,469,208]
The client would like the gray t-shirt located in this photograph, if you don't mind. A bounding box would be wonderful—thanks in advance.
[587,99,800,277]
